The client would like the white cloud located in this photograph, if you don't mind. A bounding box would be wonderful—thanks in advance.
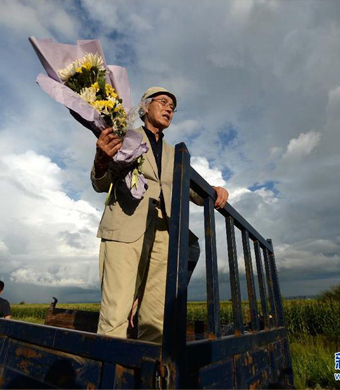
[230,1,254,18]
[191,156,227,187]
[328,84,340,104]
[10,260,98,288]
[128,14,153,33]
[0,0,79,38]
[282,131,321,161]
[0,1,49,37]
[275,243,340,279]
[296,238,340,255]
[0,150,101,287]
[165,119,200,145]
[0,240,9,254]
[2,151,61,192]
[81,0,119,30]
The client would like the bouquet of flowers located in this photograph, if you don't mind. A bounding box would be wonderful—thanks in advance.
[29,36,148,200]
[58,52,128,138]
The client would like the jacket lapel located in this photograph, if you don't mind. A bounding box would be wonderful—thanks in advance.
[134,126,159,180]
[161,139,173,185]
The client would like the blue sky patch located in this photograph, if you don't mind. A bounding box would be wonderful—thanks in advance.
[249,181,280,197]
[217,123,238,148]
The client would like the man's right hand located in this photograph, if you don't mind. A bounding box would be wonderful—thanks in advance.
[94,127,123,177]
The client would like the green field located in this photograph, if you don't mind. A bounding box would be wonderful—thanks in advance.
[10,300,340,389]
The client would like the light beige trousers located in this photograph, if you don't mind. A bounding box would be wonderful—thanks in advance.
[97,207,169,343]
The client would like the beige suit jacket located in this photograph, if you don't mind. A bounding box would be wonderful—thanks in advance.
[91,126,202,242]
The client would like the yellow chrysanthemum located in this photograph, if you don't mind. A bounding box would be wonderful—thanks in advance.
[82,61,92,71]
[117,118,127,126]
[118,106,126,116]
[105,84,117,98]
[90,101,101,111]
[91,82,100,92]
[91,100,114,115]
[114,104,121,113]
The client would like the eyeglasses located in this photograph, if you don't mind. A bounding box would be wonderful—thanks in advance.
[152,98,177,113]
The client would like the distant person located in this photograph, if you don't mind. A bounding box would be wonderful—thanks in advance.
[0,281,11,319]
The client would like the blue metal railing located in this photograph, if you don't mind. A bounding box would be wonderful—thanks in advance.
[161,142,290,388]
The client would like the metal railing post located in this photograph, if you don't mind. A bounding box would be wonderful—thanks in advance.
[204,197,221,338]
[226,216,244,335]
[254,241,269,329]
[162,143,190,388]
[242,230,259,331]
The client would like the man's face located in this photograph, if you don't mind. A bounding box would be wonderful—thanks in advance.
[145,94,175,131]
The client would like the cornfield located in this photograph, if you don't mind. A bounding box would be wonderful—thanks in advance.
[11,299,340,338]
[11,303,100,324]
[187,300,340,338]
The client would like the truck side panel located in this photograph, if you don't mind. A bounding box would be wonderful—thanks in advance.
[0,320,161,389]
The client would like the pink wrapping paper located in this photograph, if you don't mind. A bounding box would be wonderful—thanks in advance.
[29,36,149,199]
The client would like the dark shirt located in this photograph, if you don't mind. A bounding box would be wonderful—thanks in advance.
[142,128,200,278]
[143,126,163,179]
[0,297,11,318]
[143,127,167,214]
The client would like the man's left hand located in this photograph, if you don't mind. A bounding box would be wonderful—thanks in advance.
[212,186,229,209]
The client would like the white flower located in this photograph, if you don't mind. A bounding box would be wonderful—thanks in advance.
[81,53,105,71]
[80,87,97,103]
[112,121,119,131]
[57,53,105,82]
[58,59,80,82]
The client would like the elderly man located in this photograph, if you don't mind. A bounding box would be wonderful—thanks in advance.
[92,87,228,343]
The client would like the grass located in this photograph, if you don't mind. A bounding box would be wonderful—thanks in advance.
[289,334,340,389]
[11,303,101,325]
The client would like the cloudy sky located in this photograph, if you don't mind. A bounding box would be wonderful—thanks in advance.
[0,0,339,304]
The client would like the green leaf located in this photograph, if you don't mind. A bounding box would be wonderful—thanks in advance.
[98,76,106,95]
[131,168,139,189]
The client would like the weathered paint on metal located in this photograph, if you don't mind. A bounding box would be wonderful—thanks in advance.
[162,142,191,389]
[263,248,277,327]
[242,230,260,332]
[226,216,244,335]
[139,358,157,389]
[198,358,234,389]
[1,338,102,388]
[186,328,287,369]
[113,364,139,389]
[0,319,161,368]
[253,240,270,329]
[267,239,285,328]
[99,362,116,389]
[204,196,221,339]
[45,307,99,333]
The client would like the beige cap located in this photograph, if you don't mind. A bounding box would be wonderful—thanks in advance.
[141,86,177,108]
